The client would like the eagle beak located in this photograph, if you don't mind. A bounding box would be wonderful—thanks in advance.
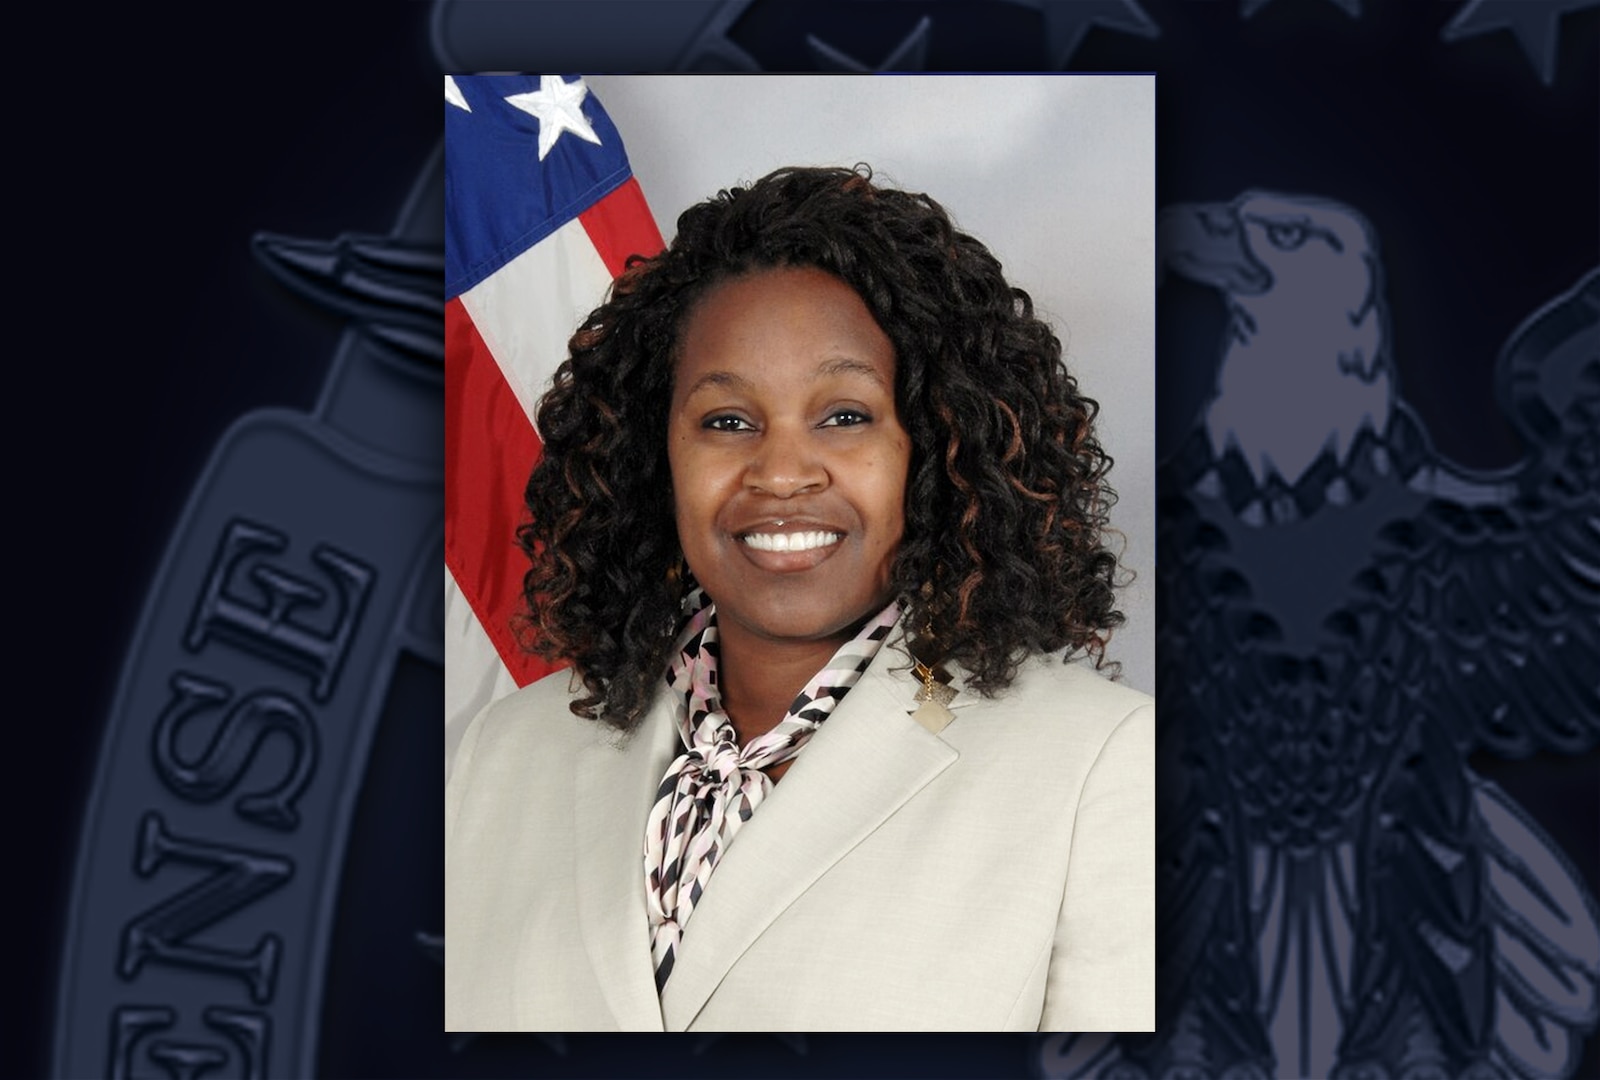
[1158,203,1272,296]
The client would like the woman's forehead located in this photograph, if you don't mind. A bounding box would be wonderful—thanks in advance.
[672,266,896,395]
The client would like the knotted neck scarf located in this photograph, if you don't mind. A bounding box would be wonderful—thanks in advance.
[643,590,901,992]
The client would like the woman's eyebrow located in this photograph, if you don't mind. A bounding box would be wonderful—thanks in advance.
[681,370,753,398]
[815,357,888,387]
[681,359,886,399]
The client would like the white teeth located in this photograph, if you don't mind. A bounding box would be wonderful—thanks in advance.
[741,531,841,553]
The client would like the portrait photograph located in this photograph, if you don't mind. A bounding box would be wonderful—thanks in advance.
[444,73,1155,1032]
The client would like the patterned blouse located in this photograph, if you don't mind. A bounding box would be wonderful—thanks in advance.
[642,591,901,992]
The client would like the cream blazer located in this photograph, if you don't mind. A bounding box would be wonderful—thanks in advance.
[445,635,1154,1032]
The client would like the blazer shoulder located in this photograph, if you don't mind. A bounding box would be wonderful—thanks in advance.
[1030,657,1152,711]
[453,666,627,778]
[934,654,1152,776]
[982,656,1152,734]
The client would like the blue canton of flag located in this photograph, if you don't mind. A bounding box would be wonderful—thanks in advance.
[445,73,637,298]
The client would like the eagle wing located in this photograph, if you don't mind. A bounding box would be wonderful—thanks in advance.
[1338,268,1600,1077]
[1146,264,1598,1077]
[1360,267,1599,760]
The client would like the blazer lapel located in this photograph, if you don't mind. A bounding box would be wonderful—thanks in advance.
[570,696,680,1032]
[659,651,959,1030]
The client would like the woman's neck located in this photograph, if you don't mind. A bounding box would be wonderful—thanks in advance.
[714,621,849,747]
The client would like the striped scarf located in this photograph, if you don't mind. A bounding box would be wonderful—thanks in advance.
[643,591,900,992]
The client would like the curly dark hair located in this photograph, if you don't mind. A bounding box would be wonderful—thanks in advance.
[519,164,1125,730]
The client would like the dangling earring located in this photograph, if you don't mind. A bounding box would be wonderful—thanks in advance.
[910,576,956,732]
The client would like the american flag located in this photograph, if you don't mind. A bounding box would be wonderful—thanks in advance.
[444,74,664,772]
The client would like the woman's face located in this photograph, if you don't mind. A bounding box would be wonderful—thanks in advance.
[668,265,911,651]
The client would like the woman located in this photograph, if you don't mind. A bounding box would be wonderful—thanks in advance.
[446,165,1154,1032]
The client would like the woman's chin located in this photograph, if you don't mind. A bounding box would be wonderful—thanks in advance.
[710,594,895,650]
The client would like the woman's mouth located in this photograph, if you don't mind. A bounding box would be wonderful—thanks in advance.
[740,530,843,553]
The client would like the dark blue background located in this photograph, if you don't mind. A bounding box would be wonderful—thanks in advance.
[23,3,1596,1077]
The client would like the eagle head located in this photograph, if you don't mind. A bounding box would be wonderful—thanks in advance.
[1160,191,1395,488]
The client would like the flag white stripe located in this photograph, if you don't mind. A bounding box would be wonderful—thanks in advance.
[458,218,614,434]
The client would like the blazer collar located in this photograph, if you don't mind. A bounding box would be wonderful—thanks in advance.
[570,692,680,1032]
[659,637,960,1030]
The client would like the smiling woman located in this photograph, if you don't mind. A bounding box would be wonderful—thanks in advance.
[446,165,1155,1032]
[669,267,911,743]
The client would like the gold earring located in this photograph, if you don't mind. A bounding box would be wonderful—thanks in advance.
[910,659,956,733]
[910,577,955,733]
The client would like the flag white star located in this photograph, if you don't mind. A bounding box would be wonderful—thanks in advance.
[445,75,470,112]
[504,75,602,161]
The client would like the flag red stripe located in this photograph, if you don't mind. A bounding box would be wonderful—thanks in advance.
[445,296,558,687]
[579,176,665,277]
[446,174,662,694]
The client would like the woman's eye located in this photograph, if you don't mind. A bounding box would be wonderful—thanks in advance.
[704,415,753,432]
[821,410,871,428]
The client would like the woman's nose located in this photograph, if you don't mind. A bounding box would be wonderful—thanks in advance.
[744,425,827,498]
